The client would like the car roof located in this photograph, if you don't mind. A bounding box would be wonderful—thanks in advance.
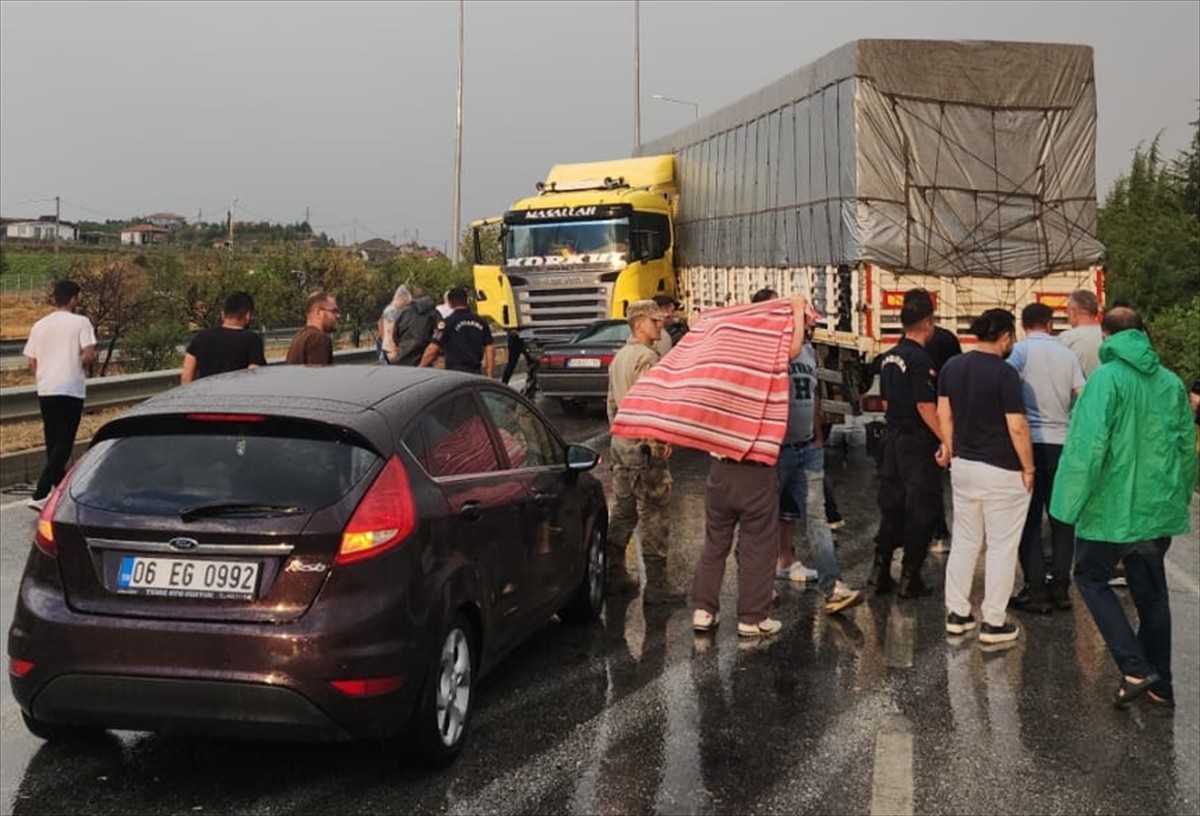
[109,366,490,451]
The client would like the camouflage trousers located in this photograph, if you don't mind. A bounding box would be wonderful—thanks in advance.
[607,436,673,582]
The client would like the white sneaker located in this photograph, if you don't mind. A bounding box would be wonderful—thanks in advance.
[25,496,47,511]
[776,561,818,584]
[824,581,864,615]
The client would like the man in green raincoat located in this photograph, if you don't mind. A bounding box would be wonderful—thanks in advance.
[1051,307,1196,710]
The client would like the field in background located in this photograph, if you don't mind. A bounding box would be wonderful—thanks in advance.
[0,293,50,339]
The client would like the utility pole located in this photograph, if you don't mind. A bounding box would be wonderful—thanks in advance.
[228,198,238,246]
[305,206,310,226]
[53,195,60,275]
[633,0,641,151]
[450,0,464,266]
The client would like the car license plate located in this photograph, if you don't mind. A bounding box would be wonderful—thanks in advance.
[566,358,602,368]
[117,555,259,599]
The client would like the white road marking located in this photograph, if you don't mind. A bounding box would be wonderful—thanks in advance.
[869,713,915,816]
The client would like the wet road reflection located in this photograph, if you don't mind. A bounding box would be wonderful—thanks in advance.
[0,408,1196,815]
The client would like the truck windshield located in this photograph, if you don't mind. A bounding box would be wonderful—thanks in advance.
[506,219,630,261]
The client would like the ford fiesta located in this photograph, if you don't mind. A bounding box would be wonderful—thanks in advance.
[8,366,608,765]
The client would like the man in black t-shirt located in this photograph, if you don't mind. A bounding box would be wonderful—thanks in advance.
[181,291,267,383]
[418,286,495,376]
[936,308,1034,645]
[870,289,947,598]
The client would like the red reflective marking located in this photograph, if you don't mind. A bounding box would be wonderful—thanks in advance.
[329,675,405,697]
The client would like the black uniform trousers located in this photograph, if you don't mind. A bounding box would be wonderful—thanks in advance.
[875,427,941,578]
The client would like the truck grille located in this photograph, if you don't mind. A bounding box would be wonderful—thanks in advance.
[512,278,613,339]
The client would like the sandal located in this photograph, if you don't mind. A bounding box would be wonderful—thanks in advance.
[692,609,719,633]
[1113,673,1159,709]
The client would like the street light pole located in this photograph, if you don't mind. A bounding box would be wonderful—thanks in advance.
[451,0,464,267]
[651,94,699,121]
[633,0,641,151]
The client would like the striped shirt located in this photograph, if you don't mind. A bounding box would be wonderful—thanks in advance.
[610,299,796,465]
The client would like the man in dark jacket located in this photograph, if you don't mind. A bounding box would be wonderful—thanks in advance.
[392,286,438,366]
[1051,307,1196,710]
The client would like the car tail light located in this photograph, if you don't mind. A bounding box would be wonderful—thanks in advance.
[329,675,405,697]
[187,413,265,423]
[860,395,886,413]
[33,464,76,558]
[598,354,614,366]
[9,658,34,678]
[539,355,551,367]
[337,456,416,565]
[542,355,567,368]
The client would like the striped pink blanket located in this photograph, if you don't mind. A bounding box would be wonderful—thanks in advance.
[610,299,797,466]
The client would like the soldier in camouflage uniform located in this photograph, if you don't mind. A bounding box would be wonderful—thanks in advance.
[606,300,679,604]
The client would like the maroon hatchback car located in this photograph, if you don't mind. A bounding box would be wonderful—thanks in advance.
[8,366,608,765]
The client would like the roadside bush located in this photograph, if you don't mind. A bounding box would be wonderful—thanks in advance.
[120,319,187,373]
[1148,293,1200,387]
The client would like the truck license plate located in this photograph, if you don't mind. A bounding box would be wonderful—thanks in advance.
[117,555,259,599]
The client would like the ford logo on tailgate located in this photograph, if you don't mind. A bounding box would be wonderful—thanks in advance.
[168,537,200,551]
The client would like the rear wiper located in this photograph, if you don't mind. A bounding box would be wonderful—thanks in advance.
[180,501,307,522]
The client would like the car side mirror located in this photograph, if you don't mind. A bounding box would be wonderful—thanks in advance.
[565,443,599,472]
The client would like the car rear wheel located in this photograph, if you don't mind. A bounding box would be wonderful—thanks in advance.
[21,711,105,743]
[559,518,606,623]
[413,615,475,766]
[558,398,586,416]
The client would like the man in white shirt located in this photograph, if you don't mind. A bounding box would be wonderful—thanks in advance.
[23,280,98,509]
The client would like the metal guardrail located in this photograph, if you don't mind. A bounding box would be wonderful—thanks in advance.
[0,348,378,425]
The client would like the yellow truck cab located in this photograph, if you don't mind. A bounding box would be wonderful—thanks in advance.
[472,155,677,340]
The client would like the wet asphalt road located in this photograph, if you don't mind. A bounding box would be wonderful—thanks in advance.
[0,400,1197,816]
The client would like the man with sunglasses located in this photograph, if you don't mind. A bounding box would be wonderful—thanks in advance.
[285,291,339,366]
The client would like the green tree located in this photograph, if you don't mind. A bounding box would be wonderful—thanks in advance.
[1099,137,1199,315]
[1098,115,1200,384]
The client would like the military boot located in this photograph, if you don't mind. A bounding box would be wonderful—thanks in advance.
[868,550,896,594]
[643,559,685,605]
[897,569,932,599]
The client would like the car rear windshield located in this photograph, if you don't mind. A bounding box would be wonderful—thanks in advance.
[70,432,380,516]
[573,322,630,344]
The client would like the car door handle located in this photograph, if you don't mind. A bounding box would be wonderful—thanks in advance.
[531,491,556,507]
[458,501,482,521]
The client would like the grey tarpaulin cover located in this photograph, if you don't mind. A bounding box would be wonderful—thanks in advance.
[637,40,1106,278]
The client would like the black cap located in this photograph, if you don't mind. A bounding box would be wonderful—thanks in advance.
[653,294,681,309]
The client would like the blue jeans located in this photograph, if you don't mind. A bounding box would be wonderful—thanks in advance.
[1074,536,1173,700]
[777,442,839,593]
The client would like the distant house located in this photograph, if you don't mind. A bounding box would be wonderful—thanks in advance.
[3,216,77,242]
[120,224,170,246]
[144,212,187,229]
[356,237,399,262]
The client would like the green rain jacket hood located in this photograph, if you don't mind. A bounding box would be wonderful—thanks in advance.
[1050,329,1196,543]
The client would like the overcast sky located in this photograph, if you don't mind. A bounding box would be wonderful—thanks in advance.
[2,1,1197,250]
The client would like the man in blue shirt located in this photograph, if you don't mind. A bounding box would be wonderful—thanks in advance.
[1006,302,1085,613]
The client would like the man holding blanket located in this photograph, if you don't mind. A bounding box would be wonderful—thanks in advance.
[611,295,813,638]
